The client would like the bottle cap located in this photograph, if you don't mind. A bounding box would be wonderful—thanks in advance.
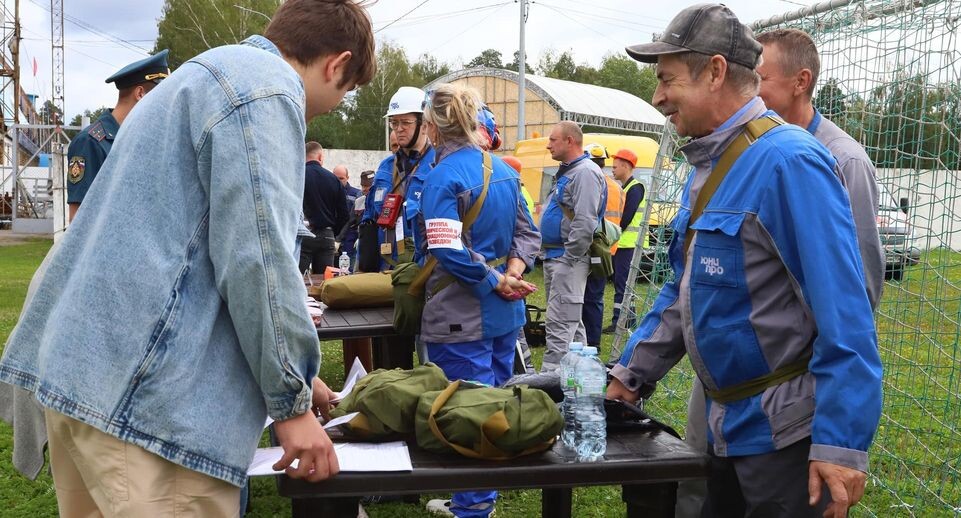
[583,346,598,356]
[570,342,584,350]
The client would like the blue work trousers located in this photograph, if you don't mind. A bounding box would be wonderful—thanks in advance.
[611,247,636,328]
[581,272,607,347]
[426,330,518,518]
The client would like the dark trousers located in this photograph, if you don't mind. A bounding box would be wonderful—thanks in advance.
[611,247,636,328]
[299,228,336,274]
[581,272,606,347]
[701,437,832,518]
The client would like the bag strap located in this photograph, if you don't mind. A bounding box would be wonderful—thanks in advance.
[390,152,425,195]
[558,172,606,229]
[682,115,784,258]
[426,381,555,460]
[408,152,494,296]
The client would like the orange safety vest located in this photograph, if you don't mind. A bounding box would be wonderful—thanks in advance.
[604,175,625,254]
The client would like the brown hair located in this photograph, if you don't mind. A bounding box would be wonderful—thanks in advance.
[265,0,376,89]
[424,83,483,148]
[305,141,324,159]
[756,28,820,97]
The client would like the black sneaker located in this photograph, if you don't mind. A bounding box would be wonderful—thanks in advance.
[602,324,617,334]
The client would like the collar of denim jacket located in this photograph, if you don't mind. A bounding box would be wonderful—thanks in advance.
[241,35,281,58]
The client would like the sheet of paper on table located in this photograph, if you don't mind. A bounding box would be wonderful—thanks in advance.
[262,358,369,429]
[247,440,412,476]
[332,357,368,403]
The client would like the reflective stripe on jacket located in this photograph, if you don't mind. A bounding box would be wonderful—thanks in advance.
[617,178,648,249]
[605,175,625,253]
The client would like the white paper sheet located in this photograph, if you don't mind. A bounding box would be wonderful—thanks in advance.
[332,357,368,403]
[247,440,412,476]
[262,360,367,429]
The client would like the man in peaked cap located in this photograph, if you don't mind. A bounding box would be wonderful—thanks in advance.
[66,49,169,221]
[607,4,881,517]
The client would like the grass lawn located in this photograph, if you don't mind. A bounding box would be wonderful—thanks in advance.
[1,238,959,516]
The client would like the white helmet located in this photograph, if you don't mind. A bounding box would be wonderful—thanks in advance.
[385,86,428,117]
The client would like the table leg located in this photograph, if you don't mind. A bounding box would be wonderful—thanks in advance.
[342,337,372,377]
[542,487,572,518]
[372,335,414,370]
[622,482,677,518]
[291,497,358,518]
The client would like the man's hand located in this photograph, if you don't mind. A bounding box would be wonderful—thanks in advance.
[311,377,337,421]
[606,375,640,404]
[272,411,340,482]
[809,460,866,517]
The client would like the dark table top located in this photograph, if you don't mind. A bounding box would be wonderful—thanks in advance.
[277,428,708,498]
[316,306,396,340]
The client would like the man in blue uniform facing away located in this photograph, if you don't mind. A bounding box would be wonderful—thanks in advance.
[66,50,169,221]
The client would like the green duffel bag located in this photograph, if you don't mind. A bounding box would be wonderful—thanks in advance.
[390,260,433,336]
[415,380,563,460]
[587,228,615,278]
[319,272,393,309]
[329,363,449,439]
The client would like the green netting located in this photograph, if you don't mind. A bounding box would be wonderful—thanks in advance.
[611,1,961,515]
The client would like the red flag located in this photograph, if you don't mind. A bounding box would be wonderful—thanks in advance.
[32,57,37,77]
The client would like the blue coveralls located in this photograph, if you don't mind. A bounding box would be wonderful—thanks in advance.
[418,144,541,518]
[362,146,435,269]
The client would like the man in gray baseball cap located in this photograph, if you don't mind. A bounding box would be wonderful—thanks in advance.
[607,4,882,518]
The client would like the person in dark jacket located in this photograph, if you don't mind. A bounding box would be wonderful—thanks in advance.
[301,141,348,273]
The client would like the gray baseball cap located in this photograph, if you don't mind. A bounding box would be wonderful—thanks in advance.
[625,4,762,70]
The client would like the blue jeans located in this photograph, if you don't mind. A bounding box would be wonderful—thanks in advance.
[426,330,518,518]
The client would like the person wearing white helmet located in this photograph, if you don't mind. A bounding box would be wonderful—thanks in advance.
[359,86,436,271]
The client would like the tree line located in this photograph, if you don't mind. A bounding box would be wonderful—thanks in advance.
[66,0,658,150]
[64,0,960,169]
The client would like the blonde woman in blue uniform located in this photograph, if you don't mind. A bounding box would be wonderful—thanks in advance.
[418,84,540,518]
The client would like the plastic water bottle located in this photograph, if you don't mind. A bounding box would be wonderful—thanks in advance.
[574,346,607,461]
[338,252,351,275]
[560,342,585,449]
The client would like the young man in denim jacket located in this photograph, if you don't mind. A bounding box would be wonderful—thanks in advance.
[0,1,375,515]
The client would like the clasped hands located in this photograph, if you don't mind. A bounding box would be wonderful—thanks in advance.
[494,258,537,300]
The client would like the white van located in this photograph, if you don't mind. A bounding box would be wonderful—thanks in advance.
[877,180,920,280]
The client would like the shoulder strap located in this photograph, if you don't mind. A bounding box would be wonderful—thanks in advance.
[682,115,784,258]
[558,169,605,225]
[409,152,494,295]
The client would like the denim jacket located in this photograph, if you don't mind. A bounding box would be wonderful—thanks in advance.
[0,36,319,487]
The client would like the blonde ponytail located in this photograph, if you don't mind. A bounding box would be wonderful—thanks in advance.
[425,83,484,148]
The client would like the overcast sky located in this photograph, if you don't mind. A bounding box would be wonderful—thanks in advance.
[17,0,819,121]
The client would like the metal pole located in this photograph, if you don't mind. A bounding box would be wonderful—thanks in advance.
[517,0,526,145]
[13,0,21,125]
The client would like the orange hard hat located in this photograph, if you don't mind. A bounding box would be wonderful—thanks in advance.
[612,148,638,168]
[502,155,523,173]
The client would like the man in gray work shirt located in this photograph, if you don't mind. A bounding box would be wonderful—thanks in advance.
[757,28,883,307]
[539,121,607,372]
[675,27,886,517]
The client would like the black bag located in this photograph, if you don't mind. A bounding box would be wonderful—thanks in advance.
[523,304,546,347]
[357,221,381,273]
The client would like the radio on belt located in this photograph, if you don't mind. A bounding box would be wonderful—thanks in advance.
[377,193,403,228]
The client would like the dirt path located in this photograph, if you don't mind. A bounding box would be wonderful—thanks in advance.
[0,230,51,246]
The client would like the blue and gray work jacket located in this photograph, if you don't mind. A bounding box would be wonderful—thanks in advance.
[612,98,882,472]
[539,153,606,261]
[418,143,541,343]
[363,145,436,268]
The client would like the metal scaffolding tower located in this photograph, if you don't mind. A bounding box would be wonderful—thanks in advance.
[49,0,62,125]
